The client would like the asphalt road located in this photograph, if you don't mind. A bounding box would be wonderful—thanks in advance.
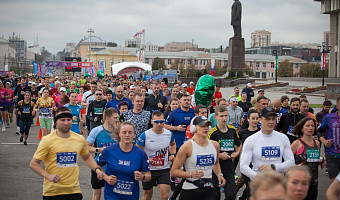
[0,85,332,200]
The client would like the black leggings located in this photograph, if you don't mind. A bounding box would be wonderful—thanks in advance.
[212,162,236,200]
[179,188,216,200]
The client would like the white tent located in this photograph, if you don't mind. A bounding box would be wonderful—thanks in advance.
[111,62,152,76]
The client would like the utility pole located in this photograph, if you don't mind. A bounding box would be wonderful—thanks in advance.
[273,50,279,83]
[87,29,94,63]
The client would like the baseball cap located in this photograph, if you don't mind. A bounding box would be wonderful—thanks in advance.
[60,87,66,92]
[258,89,264,93]
[31,82,36,85]
[130,85,136,89]
[28,81,32,84]
[191,116,212,127]
[229,97,239,102]
[182,83,188,88]
[247,83,252,87]
[260,107,276,118]
[190,81,194,85]
[5,82,11,85]
[55,76,59,79]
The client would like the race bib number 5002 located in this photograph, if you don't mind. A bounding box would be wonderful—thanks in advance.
[261,146,280,161]
[57,152,77,167]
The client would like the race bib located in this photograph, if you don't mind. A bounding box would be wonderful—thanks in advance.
[220,139,234,151]
[72,116,78,124]
[150,157,165,168]
[262,146,280,160]
[57,152,77,167]
[101,142,116,148]
[23,107,31,114]
[94,108,103,115]
[113,180,134,195]
[151,109,160,114]
[307,149,320,162]
[40,108,50,114]
[243,112,248,118]
[287,126,293,136]
[196,154,214,169]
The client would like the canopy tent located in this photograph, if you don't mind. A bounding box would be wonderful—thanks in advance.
[111,62,152,76]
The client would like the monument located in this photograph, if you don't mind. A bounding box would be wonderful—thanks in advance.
[228,0,245,73]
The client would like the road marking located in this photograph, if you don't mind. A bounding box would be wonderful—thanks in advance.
[1,143,39,145]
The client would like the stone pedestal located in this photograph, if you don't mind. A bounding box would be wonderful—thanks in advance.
[228,37,245,72]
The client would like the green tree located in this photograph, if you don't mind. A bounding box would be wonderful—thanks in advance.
[152,57,166,70]
[237,70,244,78]
[170,59,180,70]
[179,63,185,77]
[228,69,236,78]
[107,42,117,47]
[245,64,254,77]
[278,60,293,77]
[300,62,328,78]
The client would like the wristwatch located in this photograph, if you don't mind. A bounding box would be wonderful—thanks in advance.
[271,164,276,170]
[95,148,99,153]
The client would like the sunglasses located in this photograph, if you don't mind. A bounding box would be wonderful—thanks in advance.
[96,94,103,96]
[153,120,165,124]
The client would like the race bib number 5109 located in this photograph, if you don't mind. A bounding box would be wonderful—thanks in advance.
[261,146,280,161]
[57,152,77,167]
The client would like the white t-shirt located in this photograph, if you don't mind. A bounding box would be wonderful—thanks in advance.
[240,130,295,179]
[82,91,96,113]
[137,128,175,170]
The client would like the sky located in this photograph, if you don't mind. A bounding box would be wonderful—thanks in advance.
[0,0,329,54]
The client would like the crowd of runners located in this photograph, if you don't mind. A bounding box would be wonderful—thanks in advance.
[0,74,340,200]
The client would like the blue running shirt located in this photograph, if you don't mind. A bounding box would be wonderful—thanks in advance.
[97,143,150,200]
[64,103,82,134]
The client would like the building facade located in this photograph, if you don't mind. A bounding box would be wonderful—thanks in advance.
[163,42,199,52]
[250,30,271,48]
[315,0,340,78]
[125,38,141,48]
[0,38,17,71]
[9,37,27,68]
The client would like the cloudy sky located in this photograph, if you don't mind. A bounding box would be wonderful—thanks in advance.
[0,0,329,54]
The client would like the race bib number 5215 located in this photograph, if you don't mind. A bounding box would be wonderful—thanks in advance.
[196,154,214,169]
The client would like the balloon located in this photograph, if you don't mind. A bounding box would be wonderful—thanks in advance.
[194,75,216,108]
[84,74,90,78]
[97,71,104,79]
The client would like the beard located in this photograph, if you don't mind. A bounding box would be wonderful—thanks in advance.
[57,125,71,134]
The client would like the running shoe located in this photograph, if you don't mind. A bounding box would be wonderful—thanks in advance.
[6,124,9,128]
[20,136,23,142]
[24,141,27,145]
[2,125,5,132]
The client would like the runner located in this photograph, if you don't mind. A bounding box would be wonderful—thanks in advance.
[227,97,243,130]
[209,98,228,128]
[17,91,35,145]
[30,107,103,200]
[136,111,177,200]
[144,82,167,113]
[5,82,14,127]
[207,105,242,200]
[0,81,8,132]
[82,81,97,135]
[96,122,151,200]
[276,97,305,144]
[171,116,226,199]
[291,117,323,200]
[249,171,286,200]
[240,107,295,179]
[87,89,106,130]
[120,93,151,143]
[34,88,56,136]
[105,85,133,114]
[185,104,208,140]
[77,86,86,135]
[64,92,82,134]
[87,108,120,200]
[318,96,340,182]
[285,165,311,200]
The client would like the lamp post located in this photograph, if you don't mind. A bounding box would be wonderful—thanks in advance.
[272,50,279,83]
[87,29,94,63]
[318,42,331,87]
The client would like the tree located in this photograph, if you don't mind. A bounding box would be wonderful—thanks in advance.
[228,69,236,78]
[237,70,244,78]
[170,59,180,70]
[107,42,117,47]
[152,57,166,70]
[245,64,254,77]
[278,60,293,77]
[300,62,328,78]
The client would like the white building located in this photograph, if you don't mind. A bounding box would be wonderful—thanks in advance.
[250,30,271,48]
[142,42,159,52]
[125,38,141,48]
[0,38,17,71]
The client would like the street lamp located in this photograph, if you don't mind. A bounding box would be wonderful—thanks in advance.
[272,50,279,83]
[318,42,331,87]
[87,28,94,64]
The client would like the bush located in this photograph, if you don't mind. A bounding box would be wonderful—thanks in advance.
[237,70,244,78]
[228,69,236,78]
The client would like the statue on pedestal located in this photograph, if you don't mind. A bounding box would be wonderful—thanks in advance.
[231,0,242,38]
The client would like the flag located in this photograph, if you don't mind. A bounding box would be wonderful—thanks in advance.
[210,59,216,76]
[321,53,326,70]
[133,29,145,38]
[38,63,41,76]
[136,50,145,63]
[33,62,38,74]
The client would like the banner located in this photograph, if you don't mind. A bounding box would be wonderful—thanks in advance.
[321,53,326,70]
[136,50,145,63]
[38,63,41,76]
[99,63,104,72]
[45,61,92,68]
[0,71,14,76]
[210,59,216,76]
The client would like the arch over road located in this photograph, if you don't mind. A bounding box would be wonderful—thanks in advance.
[111,62,152,76]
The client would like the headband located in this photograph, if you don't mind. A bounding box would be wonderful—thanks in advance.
[55,112,73,122]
